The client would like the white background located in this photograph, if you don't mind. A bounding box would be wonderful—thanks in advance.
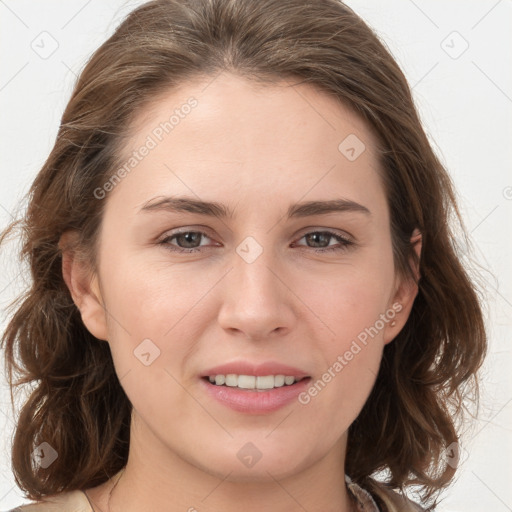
[0,1,511,510]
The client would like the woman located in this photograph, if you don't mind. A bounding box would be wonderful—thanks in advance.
[1,0,486,511]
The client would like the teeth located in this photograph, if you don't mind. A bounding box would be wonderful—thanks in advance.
[274,375,285,387]
[225,374,238,387]
[256,375,274,390]
[207,374,302,390]
[238,375,256,389]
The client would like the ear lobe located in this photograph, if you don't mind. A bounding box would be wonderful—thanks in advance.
[383,229,422,344]
[59,232,108,341]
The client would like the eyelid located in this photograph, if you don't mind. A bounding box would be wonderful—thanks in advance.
[157,225,216,241]
[295,226,354,242]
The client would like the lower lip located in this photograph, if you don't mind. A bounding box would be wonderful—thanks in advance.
[200,377,311,414]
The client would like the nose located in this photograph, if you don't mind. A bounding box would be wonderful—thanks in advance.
[217,243,296,342]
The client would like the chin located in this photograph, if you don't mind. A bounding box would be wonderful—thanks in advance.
[191,442,314,482]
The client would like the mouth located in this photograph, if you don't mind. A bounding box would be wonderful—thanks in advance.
[200,361,311,412]
[202,374,309,391]
[200,372,312,413]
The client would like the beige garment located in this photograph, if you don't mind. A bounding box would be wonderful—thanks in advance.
[7,476,424,512]
[6,489,93,512]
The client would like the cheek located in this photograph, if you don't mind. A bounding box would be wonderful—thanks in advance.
[97,265,199,425]
[100,243,201,328]
[296,345,381,446]
[291,258,394,421]
[94,251,185,377]
[295,279,388,435]
[296,255,395,343]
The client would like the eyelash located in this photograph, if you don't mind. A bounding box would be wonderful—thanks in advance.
[158,229,354,254]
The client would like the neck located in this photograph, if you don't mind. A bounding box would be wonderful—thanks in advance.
[94,413,355,512]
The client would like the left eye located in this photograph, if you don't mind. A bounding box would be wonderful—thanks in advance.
[159,230,353,253]
[293,231,353,252]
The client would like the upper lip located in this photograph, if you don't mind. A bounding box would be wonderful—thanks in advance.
[202,361,310,378]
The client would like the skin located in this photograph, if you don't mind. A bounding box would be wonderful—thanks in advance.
[61,72,420,512]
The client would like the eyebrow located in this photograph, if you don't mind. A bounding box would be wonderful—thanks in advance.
[139,196,371,219]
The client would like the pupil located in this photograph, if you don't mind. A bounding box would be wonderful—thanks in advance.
[180,232,200,248]
[308,233,328,247]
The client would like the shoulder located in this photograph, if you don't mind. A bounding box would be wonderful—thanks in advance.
[369,481,426,512]
[5,489,93,512]
[346,475,426,512]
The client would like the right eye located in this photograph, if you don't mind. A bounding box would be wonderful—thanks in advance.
[159,230,217,253]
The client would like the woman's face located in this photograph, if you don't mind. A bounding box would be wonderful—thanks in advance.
[74,72,416,482]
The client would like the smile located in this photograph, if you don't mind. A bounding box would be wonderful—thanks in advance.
[207,374,305,390]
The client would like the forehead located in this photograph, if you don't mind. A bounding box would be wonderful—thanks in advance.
[110,72,386,219]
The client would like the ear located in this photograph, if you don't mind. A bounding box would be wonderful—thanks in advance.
[383,228,422,344]
[59,231,108,341]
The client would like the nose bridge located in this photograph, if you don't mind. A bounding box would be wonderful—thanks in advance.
[217,234,294,339]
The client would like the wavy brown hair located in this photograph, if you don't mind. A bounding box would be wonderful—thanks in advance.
[1,0,486,508]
